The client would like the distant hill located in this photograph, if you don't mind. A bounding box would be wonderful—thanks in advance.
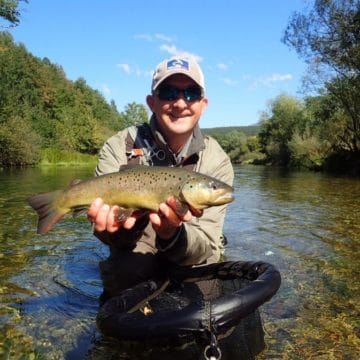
[202,125,260,137]
[0,31,126,165]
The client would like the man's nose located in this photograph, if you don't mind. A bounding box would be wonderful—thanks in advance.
[172,95,188,108]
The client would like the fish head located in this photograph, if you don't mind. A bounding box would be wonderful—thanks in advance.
[180,176,234,209]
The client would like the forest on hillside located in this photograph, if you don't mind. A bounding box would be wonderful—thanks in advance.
[0,34,114,163]
[0,32,149,165]
[0,31,260,167]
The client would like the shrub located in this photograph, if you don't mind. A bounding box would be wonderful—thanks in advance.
[0,116,41,166]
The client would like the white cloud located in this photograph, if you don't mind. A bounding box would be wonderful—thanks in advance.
[133,33,174,43]
[160,44,178,55]
[154,33,173,42]
[251,73,293,89]
[116,63,152,78]
[117,63,131,74]
[133,32,202,64]
[159,44,203,62]
[216,63,228,70]
[270,73,293,82]
[143,69,154,78]
[133,33,153,41]
[101,84,111,95]
[122,35,203,78]
[222,77,238,86]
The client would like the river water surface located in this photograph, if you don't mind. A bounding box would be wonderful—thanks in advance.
[0,165,359,359]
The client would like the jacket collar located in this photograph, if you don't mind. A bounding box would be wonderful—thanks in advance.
[149,114,205,162]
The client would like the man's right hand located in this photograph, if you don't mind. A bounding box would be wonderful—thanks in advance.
[87,198,137,233]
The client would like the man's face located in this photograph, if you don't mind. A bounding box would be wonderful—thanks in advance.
[147,74,208,141]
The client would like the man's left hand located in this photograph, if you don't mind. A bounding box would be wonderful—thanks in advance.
[149,196,201,240]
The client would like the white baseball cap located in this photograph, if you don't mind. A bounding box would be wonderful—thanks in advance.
[151,56,205,92]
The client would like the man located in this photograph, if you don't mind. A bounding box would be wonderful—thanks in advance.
[87,56,234,300]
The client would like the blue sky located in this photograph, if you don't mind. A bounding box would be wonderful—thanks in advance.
[9,0,310,128]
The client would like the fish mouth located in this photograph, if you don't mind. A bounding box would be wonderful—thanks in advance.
[213,191,234,205]
[181,183,234,209]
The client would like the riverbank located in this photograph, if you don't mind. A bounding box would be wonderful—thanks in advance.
[39,149,98,166]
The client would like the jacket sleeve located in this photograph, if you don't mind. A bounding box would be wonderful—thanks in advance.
[156,137,234,265]
[95,130,129,176]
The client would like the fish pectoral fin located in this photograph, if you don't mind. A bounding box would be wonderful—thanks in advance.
[117,207,135,222]
[189,206,203,217]
[172,197,189,217]
[72,206,88,217]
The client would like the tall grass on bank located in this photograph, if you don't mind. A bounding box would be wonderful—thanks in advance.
[40,149,98,166]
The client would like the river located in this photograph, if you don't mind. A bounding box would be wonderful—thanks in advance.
[0,165,359,359]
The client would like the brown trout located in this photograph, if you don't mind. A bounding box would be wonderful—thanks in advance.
[28,165,234,234]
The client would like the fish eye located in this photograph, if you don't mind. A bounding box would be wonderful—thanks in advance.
[210,182,217,190]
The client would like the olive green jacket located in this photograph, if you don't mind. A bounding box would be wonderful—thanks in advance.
[94,117,234,266]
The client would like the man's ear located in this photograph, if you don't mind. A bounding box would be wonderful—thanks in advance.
[201,96,208,114]
[146,95,154,111]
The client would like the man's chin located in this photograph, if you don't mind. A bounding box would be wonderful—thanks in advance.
[168,124,193,135]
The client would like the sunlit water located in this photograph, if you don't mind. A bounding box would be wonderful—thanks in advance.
[0,165,359,359]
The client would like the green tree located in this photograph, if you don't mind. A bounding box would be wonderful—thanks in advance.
[283,0,360,155]
[246,136,260,153]
[288,128,329,170]
[0,0,28,27]
[121,102,149,127]
[74,78,124,131]
[0,115,41,165]
[0,32,124,164]
[213,130,248,163]
[305,89,358,153]
[258,94,306,166]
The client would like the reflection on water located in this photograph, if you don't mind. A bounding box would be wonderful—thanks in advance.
[226,166,360,359]
[0,166,102,359]
[0,165,359,359]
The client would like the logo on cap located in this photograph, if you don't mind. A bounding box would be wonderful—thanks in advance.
[166,59,189,71]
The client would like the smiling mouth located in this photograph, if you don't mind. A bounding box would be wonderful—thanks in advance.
[169,113,189,120]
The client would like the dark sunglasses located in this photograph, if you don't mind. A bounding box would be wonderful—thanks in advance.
[156,85,203,102]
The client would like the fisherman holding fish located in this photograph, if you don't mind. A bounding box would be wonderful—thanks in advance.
[29,56,234,301]
[86,56,234,300]
[26,57,275,357]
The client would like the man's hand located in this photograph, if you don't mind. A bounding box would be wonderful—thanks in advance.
[87,196,203,238]
[87,198,137,233]
[149,196,202,240]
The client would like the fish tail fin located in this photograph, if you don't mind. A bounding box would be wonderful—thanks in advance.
[27,190,66,234]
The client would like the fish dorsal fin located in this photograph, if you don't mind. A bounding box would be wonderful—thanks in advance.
[119,164,147,171]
